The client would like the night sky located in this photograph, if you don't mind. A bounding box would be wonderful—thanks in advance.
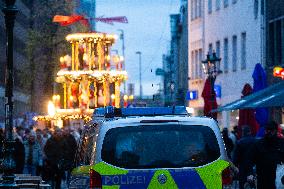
[95,0,180,96]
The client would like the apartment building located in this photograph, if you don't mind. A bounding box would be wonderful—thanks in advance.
[188,0,263,127]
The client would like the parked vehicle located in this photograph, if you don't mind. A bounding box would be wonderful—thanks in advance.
[69,106,233,189]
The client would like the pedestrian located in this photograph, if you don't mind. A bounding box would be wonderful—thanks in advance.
[233,125,256,189]
[0,129,5,160]
[222,128,234,159]
[35,129,45,176]
[44,128,65,189]
[229,125,238,158]
[13,132,25,174]
[248,121,284,189]
[62,127,77,187]
[23,131,43,176]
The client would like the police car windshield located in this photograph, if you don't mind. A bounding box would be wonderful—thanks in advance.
[102,124,220,169]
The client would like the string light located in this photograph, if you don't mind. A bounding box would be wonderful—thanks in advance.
[66,33,117,42]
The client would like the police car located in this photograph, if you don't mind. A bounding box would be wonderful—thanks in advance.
[69,106,233,189]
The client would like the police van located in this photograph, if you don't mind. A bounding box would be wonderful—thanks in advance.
[69,106,233,189]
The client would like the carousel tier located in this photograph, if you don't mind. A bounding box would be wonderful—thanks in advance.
[33,108,94,122]
[66,32,117,43]
[56,70,127,83]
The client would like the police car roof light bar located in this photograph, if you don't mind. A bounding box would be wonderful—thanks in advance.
[93,106,188,118]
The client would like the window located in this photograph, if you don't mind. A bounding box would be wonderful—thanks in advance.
[209,43,213,54]
[268,22,275,66]
[197,0,201,17]
[224,38,229,73]
[191,51,195,79]
[208,0,212,14]
[224,0,228,8]
[199,49,203,78]
[102,125,220,169]
[254,0,259,19]
[191,0,194,20]
[216,41,221,71]
[190,0,196,20]
[216,0,221,10]
[232,35,237,72]
[195,50,199,79]
[74,123,99,166]
[191,0,202,20]
[241,32,246,70]
[275,20,282,65]
[198,0,202,17]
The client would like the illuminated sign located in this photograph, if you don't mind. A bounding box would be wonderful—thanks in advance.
[186,90,198,100]
[214,85,222,98]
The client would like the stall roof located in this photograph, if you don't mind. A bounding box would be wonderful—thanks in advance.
[212,81,284,112]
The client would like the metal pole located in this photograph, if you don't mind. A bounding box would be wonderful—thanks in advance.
[210,75,216,119]
[1,0,18,187]
[118,29,126,94]
[136,51,142,99]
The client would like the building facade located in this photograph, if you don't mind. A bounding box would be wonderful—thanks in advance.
[177,0,189,106]
[188,0,205,115]
[162,14,180,106]
[163,1,189,106]
[0,1,32,123]
[188,0,263,127]
[265,0,284,122]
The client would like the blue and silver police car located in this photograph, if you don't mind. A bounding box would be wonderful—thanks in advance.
[69,106,233,189]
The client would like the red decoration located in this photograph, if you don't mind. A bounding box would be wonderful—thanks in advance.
[92,16,128,25]
[238,84,259,138]
[53,15,89,26]
[202,78,218,120]
[53,15,128,26]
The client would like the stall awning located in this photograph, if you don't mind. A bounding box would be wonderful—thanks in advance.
[212,81,284,112]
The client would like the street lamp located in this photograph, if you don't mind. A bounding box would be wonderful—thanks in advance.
[117,29,126,94]
[136,51,142,99]
[111,94,115,106]
[123,95,128,107]
[202,51,222,77]
[1,0,18,187]
[202,51,221,119]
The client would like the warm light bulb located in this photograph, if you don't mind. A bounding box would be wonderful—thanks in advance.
[83,53,88,61]
[129,95,134,100]
[123,95,128,101]
[48,101,56,117]
[60,57,64,63]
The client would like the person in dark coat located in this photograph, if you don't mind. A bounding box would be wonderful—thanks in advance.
[233,125,256,189]
[61,128,77,186]
[248,121,284,189]
[62,128,77,170]
[44,128,64,189]
[222,128,234,159]
[14,134,25,174]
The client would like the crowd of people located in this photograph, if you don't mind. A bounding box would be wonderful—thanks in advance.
[0,120,283,189]
[222,121,284,189]
[0,125,81,189]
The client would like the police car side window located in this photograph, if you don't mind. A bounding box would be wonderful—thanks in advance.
[75,123,99,166]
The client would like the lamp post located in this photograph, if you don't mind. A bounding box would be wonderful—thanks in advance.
[1,0,18,187]
[118,29,126,94]
[202,51,221,118]
[136,51,142,99]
